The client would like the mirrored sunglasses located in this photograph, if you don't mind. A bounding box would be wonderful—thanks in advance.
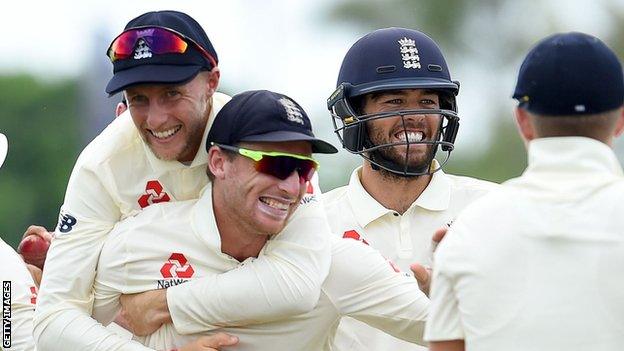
[214,143,319,182]
[106,26,217,67]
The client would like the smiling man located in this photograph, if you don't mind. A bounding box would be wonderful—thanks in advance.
[324,28,498,351]
[34,11,332,351]
[91,90,429,351]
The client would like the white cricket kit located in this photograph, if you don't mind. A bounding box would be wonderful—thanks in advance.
[34,92,329,351]
[323,162,497,351]
[425,137,624,351]
[0,238,37,351]
[93,185,429,351]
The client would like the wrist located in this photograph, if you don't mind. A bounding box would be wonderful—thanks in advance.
[155,289,172,324]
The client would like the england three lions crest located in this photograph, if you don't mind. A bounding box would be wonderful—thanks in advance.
[398,37,420,69]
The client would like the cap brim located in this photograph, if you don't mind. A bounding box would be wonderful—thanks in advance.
[352,77,459,97]
[0,133,7,169]
[106,64,203,95]
[241,131,338,154]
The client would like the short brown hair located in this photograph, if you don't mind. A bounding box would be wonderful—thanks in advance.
[528,107,622,141]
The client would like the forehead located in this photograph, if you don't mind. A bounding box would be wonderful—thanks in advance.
[124,74,204,95]
[367,89,439,100]
[238,141,313,156]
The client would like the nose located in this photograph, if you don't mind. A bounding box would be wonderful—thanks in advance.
[145,103,170,130]
[277,170,305,198]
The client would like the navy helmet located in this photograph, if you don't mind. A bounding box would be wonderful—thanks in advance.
[327,27,460,176]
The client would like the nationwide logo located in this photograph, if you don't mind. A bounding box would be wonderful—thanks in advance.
[138,180,171,209]
[29,286,37,305]
[343,230,369,245]
[157,253,194,289]
[300,183,317,204]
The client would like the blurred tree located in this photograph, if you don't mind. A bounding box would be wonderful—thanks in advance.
[0,75,80,248]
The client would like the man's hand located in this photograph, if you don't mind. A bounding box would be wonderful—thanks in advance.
[410,226,448,296]
[119,289,171,336]
[25,263,43,287]
[178,333,239,351]
[22,225,54,242]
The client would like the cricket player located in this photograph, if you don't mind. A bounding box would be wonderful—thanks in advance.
[0,133,37,351]
[425,32,624,351]
[91,90,429,351]
[324,28,497,350]
[34,11,332,350]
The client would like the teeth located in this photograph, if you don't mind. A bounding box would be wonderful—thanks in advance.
[260,197,289,210]
[396,131,424,142]
[151,126,181,139]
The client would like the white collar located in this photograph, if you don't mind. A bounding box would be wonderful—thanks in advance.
[525,137,623,177]
[346,160,452,227]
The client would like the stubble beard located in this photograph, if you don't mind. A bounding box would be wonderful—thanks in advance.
[367,127,435,180]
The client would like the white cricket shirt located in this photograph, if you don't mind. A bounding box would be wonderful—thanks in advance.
[323,161,497,351]
[0,238,37,351]
[425,137,624,351]
[93,185,429,351]
[34,92,329,351]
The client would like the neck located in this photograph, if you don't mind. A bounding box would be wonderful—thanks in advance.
[212,188,268,262]
[360,162,432,214]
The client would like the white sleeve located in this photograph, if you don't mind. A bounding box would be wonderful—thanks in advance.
[33,163,156,351]
[424,228,465,342]
[323,238,429,346]
[0,242,37,351]
[167,201,332,334]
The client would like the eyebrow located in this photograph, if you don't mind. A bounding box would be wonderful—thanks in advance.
[371,89,439,100]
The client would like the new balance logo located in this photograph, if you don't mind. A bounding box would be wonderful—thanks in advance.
[57,212,77,234]
[138,180,171,209]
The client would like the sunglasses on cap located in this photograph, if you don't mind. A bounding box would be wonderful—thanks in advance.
[213,143,319,182]
[106,26,218,68]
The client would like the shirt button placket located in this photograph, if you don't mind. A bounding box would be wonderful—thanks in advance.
[397,213,413,260]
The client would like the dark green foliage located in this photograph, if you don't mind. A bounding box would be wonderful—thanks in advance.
[0,75,81,248]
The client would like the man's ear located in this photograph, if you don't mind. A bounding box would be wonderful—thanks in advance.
[208,146,228,179]
[206,67,220,96]
[613,107,624,138]
[514,106,536,143]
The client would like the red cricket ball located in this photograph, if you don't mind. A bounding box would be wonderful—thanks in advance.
[18,235,50,270]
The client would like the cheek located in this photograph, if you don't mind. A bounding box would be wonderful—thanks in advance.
[129,107,147,127]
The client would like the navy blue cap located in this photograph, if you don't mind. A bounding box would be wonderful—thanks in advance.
[337,27,458,97]
[106,10,218,95]
[513,32,624,116]
[208,90,338,154]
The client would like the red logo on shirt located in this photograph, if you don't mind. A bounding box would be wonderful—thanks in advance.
[343,230,369,245]
[160,253,195,279]
[30,286,37,305]
[138,180,171,209]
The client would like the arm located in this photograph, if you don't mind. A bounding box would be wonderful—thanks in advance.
[0,242,37,351]
[423,229,465,346]
[429,340,465,351]
[324,238,429,346]
[166,201,332,334]
[32,164,157,351]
